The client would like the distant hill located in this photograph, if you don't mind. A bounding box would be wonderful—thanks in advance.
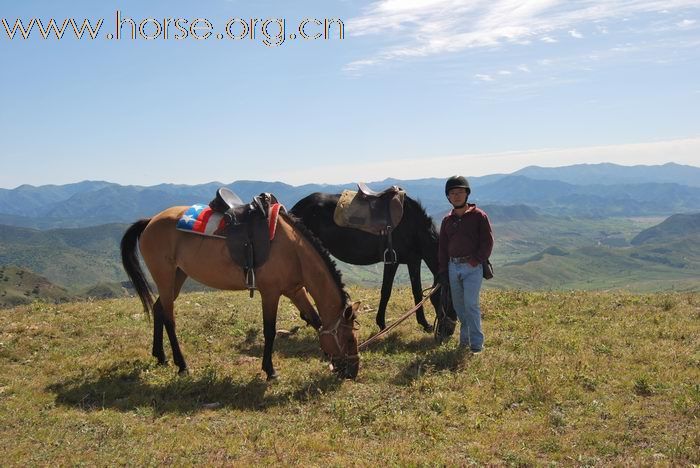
[0,265,74,307]
[479,204,539,223]
[631,213,700,245]
[513,162,700,187]
[495,237,700,292]
[505,246,569,266]
[475,176,700,217]
[0,223,126,290]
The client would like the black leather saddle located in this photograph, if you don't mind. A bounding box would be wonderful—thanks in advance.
[357,182,401,199]
[208,188,281,296]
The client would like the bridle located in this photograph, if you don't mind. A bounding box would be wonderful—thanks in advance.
[319,313,360,363]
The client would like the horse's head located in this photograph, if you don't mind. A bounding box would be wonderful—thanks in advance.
[320,301,361,379]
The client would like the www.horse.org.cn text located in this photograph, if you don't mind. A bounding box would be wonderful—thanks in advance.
[1,11,345,47]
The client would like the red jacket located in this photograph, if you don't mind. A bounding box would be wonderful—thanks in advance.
[438,204,494,274]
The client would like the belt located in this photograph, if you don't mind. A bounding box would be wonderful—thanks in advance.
[450,256,472,264]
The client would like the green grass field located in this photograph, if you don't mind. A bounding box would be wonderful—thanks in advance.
[1,287,698,465]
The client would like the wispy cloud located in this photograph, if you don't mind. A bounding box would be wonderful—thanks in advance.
[345,0,700,71]
[677,18,697,28]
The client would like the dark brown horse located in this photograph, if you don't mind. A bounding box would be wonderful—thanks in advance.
[291,193,444,332]
[121,208,360,380]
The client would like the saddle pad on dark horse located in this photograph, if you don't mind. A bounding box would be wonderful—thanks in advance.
[333,189,405,235]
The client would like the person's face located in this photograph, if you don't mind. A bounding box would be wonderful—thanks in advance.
[447,187,468,207]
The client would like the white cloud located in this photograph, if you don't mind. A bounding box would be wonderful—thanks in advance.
[475,73,494,81]
[677,18,697,27]
[497,70,512,75]
[541,35,558,43]
[266,137,700,184]
[568,29,584,38]
[346,0,700,70]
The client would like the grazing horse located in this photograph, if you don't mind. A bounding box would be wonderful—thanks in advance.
[291,192,443,332]
[120,208,360,380]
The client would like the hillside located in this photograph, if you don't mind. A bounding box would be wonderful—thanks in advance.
[496,239,700,292]
[631,213,700,245]
[1,288,698,464]
[2,212,698,298]
[0,223,126,290]
[0,265,73,307]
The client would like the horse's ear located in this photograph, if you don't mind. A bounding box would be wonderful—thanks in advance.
[345,301,361,319]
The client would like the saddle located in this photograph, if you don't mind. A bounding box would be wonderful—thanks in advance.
[333,183,406,264]
[209,188,282,297]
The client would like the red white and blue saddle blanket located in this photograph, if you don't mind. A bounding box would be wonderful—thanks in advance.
[176,203,283,240]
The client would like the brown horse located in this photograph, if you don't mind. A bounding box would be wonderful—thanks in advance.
[120,207,360,380]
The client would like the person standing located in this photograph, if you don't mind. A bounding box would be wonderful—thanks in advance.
[438,175,494,353]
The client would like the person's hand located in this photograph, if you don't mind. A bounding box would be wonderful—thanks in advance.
[468,259,480,267]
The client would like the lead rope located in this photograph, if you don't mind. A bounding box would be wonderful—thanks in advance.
[358,284,440,351]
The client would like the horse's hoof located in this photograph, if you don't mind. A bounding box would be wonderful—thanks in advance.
[266,372,278,381]
[178,368,190,376]
[156,359,169,366]
[422,324,434,333]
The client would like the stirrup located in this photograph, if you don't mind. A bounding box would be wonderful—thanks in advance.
[383,248,397,264]
[246,269,256,298]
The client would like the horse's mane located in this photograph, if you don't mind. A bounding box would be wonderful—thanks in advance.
[280,212,350,305]
[405,195,439,242]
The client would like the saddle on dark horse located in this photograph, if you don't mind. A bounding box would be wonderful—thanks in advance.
[208,188,284,297]
[333,182,406,264]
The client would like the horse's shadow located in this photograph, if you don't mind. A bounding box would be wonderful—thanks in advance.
[236,329,324,359]
[365,333,439,355]
[46,360,342,414]
[392,345,471,386]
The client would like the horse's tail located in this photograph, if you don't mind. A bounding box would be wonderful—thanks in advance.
[121,219,154,317]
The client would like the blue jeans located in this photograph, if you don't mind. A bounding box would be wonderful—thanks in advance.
[448,261,484,350]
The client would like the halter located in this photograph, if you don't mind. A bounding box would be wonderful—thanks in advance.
[319,314,360,362]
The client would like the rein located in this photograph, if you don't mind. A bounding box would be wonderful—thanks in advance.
[358,284,441,351]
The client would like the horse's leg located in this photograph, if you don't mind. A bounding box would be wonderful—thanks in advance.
[152,297,167,365]
[150,263,189,375]
[152,268,188,366]
[408,260,433,332]
[376,262,399,330]
[261,291,281,380]
[288,287,321,330]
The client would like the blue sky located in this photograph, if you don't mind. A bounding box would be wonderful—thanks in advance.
[1,0,699,188]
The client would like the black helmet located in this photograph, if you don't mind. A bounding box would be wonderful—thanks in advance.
[445,175,470,196]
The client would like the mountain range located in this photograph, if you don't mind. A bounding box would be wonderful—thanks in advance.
[1,163,699,229]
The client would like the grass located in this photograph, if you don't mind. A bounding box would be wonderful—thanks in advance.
[1,287,699,465]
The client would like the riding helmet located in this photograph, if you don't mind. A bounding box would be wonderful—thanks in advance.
[444,175,470,196]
